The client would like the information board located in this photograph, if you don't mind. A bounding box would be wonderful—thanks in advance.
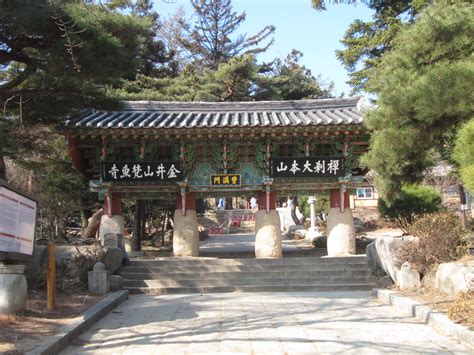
[0,186,37,255]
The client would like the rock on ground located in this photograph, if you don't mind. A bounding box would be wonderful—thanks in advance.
[397,262,421,290]
[435,260,474,296]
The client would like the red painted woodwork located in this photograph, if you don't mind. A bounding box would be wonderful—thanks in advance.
[176,191,196,210]
[257,190,276,210]
[66,134,85,175]
[104,192,122,216]
[330,188,350,208]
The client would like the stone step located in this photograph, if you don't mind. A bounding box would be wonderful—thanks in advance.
[128,255,368,267]
[122,263,369,274]
[123,276,373,288]
[121,269,371,280]
[126,283,374,294]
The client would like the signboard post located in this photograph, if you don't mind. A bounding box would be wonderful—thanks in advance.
[0,183,37,256]
[0,181,38,314]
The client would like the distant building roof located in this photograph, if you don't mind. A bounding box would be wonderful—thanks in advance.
[69,97,364,130]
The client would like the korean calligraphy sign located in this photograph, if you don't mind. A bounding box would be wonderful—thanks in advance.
[102,162,183,182]
[210,174,241,187]
[270,157,345,178]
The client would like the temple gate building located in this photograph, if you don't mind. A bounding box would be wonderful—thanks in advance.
[66,97,370,258]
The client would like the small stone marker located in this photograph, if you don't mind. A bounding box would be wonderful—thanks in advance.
[88,262,109,295]
[103,247,123,273]
[110,275,124,291]
[103,233,118,249]
[397,262,421,290]
[0,264,27,314]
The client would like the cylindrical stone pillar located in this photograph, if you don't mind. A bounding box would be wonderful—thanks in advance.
[99,192,125,244]
[173,192,199,257]
[255,209,282,258]
[0,264,27,314]
[306,196,322,241]
[173,209,199,256]
[326,188,355,256]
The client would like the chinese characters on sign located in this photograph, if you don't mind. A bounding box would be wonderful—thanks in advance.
[270,157,345,178]
[101,162,183,182]
[0,185,37,256]
[210,174,241,187]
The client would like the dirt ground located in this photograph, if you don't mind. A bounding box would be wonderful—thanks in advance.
[0,290,103,354]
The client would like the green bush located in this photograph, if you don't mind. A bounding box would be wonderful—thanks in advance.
[378,185,442,232]
[396,212,468,274]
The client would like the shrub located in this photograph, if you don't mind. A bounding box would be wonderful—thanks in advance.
[447,291,474,329]
[396,212,468,274]
[378,185,442,233]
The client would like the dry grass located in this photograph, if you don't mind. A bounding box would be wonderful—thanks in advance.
[448,292,474,329]
[0,290,102,354]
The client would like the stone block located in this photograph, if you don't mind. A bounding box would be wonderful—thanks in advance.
[0,265,27,314]
[255,210,282,258]
[397,262,421,290]
[326,207,355,256]
[173,209,199,257]
[110,275,124,291]
[103,247,123,273]
[435,261,474,296]
[88,262,109,295]
[99,215,125,244]
[373,236,416,283]
[103,233,118,249]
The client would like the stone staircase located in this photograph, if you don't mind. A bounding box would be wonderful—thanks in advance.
[120,255,374,294]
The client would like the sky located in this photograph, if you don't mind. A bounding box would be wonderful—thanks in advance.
[153,0,374,97]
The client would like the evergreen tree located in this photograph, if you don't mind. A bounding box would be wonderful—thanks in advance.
[180,0,275,69]
[361,2,474,198]
[453,119,474,192]
[255,49,333,101]
[0,0,149,179]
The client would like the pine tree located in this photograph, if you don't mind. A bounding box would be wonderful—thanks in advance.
[361,2,474,198]
[180,0,275,69]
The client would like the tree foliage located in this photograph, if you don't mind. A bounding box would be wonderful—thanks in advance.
[453,119,474,192]
[361,2,474,198]
[180,0,275,69]
[0,0,153,180]
[378,185,442,232]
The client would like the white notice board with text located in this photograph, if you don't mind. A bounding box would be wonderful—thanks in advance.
[0,186,37,255]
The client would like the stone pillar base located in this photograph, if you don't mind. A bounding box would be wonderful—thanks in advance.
[99,215,125,244]
[0,265,27,314]
[255,210,282,258]
[173,209,199,257]
[326,207,356,256]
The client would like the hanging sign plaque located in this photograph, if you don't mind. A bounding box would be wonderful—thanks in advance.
[102,162,183,182]
[270,157,345,178]
[210,174,241,187]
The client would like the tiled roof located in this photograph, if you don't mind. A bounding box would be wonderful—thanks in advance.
[70,97,365,129]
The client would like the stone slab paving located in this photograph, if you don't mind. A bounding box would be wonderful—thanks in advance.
[200,233,310,254]
[62,291,472,354]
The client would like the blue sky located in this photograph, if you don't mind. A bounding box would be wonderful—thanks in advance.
[154,0,374,97]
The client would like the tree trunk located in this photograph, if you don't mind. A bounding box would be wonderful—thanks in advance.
[82,208,103,239]
[0,140,6,180]
[80,208,93,238]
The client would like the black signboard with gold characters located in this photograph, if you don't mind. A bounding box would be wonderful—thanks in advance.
[210,174,241,187]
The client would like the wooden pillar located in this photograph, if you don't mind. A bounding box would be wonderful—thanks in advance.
[176,191,196,211]
[330,188,350,212]
[133,199,143,251]
[104,192,122,217]
[257,190,276,211]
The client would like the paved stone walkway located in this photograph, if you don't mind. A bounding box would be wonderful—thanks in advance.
[200,233,313,254]
[62,291,472,354]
